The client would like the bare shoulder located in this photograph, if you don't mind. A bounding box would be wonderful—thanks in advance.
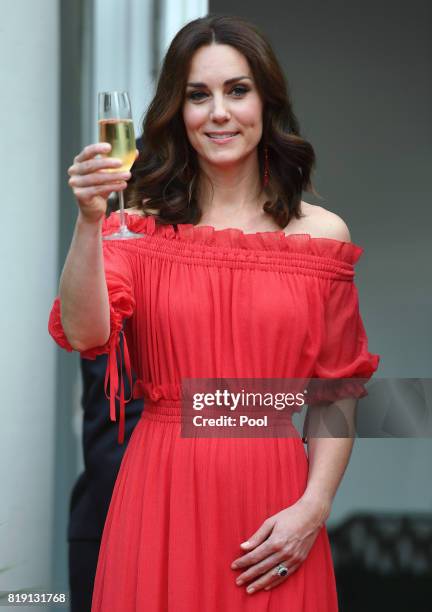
[300,201,351,242]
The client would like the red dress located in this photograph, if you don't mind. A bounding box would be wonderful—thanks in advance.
[49,213,380,611]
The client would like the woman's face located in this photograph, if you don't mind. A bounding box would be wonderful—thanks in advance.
[182,44,263,169]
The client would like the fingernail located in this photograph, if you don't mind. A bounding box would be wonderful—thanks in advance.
[247,587,254,594]
[231,563,238,569]
[240,541,250,547]
[236,578,243,585]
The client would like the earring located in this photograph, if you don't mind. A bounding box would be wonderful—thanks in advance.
[263,146,270,188]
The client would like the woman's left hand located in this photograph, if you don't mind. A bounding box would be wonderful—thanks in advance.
[231,496,330,594]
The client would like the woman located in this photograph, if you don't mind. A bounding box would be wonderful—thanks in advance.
[49,14,380,611]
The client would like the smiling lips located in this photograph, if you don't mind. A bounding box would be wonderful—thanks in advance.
[206,131,240,142]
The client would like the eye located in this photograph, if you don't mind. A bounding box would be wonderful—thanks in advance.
[187,91,207,101]
[186,85,250,102]
[230,85,249,97]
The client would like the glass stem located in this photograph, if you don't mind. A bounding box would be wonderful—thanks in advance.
[119,190,127,232]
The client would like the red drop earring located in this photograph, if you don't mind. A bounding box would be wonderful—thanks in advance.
[263,146,270,188]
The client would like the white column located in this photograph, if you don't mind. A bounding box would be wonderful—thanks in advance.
[0,0,59,599]
[159,0,209,58]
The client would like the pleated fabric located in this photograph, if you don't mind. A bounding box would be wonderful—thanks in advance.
[49,212,380,611]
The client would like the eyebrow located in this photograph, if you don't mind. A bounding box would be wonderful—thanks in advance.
[186,76,253,88]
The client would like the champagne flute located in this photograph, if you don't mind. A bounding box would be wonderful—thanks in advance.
[98,91,144,239]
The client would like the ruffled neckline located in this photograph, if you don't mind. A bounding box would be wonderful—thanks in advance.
[103,212,364,265]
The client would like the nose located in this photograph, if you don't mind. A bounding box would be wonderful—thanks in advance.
[209,93,230,122]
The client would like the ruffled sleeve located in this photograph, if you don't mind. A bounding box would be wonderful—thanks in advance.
[48,228,136,443]
[307,277,380,406]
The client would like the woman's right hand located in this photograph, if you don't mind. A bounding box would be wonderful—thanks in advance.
[67,143,132,224]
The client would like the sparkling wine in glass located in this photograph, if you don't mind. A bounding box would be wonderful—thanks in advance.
[98,91,144,240]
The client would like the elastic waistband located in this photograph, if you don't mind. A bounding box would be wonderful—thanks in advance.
[141,399,183,422]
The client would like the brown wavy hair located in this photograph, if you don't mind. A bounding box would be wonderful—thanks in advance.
[127,14,319,228]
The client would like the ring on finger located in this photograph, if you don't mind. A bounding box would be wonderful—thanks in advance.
[246,562,290,594]
[275,562,289,577]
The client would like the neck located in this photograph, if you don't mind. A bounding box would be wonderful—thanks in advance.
[196,151,266,225]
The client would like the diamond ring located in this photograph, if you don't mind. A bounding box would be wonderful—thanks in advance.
[276,563,288,577]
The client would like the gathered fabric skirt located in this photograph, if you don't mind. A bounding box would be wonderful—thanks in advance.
[91,400,338,611]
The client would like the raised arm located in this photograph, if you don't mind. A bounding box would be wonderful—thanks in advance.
[59,143,134,350]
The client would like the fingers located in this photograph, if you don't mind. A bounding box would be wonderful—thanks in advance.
[69,141,124,178]
[232,520,275,569]
[263,562,300,591]
[73,182,128,201]
[68,156,123,177]
[232,535,280,571]
[69,170,131,188]
[240,519,274,552]
[74,142,111,163]
[242,560,300,595]
[232,530,307,594]
[67,142,136,218]
[235,550,286,586]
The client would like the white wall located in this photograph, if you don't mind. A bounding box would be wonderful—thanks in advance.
[0,0,59,602]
